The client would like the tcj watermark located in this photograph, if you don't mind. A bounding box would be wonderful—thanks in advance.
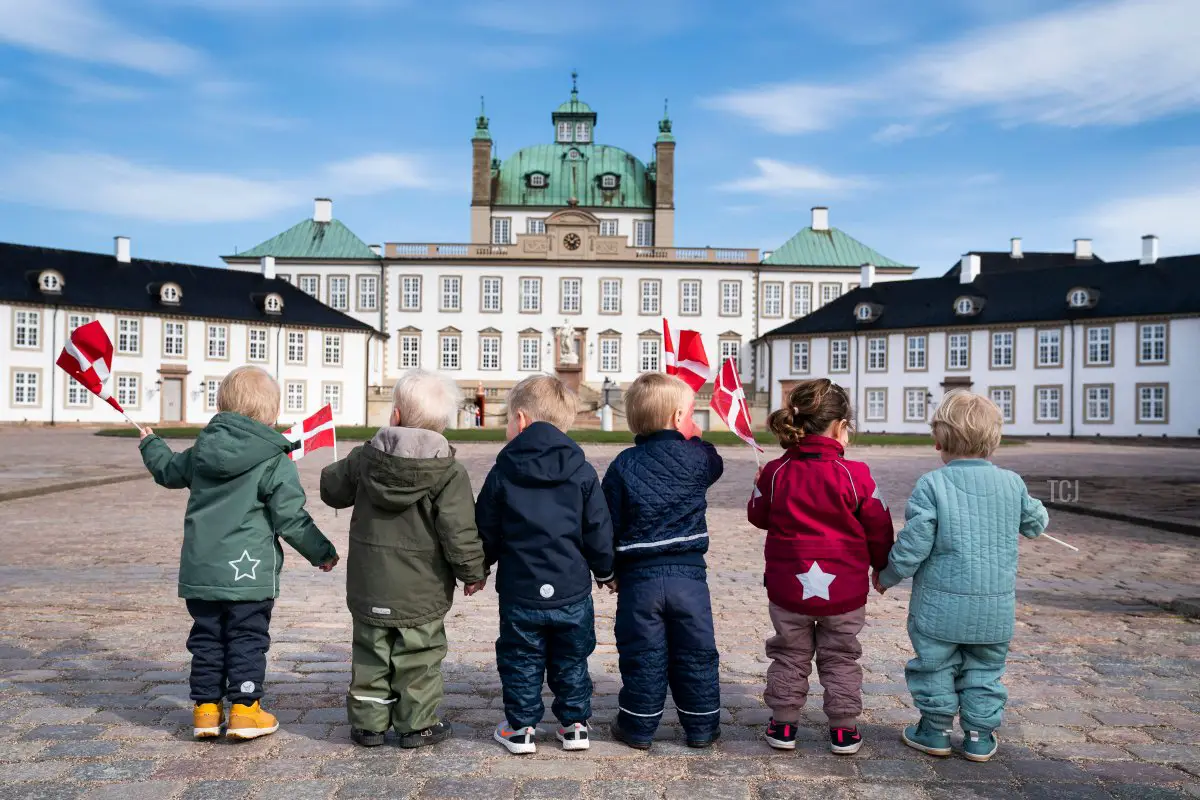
[1047,479,1080,503]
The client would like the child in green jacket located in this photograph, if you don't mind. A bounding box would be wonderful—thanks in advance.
[140,366,339,742]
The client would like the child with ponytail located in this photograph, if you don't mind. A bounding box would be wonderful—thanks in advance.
[748,378,894,754]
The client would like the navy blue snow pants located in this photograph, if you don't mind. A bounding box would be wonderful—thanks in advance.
[185,599,273,704]
[615,566,720,742]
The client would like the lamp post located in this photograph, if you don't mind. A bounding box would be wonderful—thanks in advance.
[600,377,614,432]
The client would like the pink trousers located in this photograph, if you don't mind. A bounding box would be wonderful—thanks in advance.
[763,603,865,728]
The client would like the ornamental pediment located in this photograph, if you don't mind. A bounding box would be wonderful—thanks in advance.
[545,208,600,228]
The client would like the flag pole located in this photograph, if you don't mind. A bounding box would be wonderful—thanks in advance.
[1040,533,1079,552]
[120,410,144,434]
[332,418,339,519]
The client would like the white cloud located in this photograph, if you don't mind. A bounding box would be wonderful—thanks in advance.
[0,151,443,224]
[872,121,951,143]
[0,0,201,75]
[168,0,392,11]
[463,0,689,35]
[1086,183,1200,258]
[718,159,869,195]
[707,0,1200,133]
[40,69,150,103]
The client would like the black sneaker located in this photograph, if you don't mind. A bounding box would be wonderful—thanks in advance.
[399,721,453,749]
[350,727,386,747]
[610,719,652,751]
[686,727,721,749]
[830,726,863,755]
[765,718,798,750]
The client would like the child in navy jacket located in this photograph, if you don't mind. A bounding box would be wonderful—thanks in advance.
[602,373,724,749]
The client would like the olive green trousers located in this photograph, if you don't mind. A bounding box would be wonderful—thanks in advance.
[347,618,447,734]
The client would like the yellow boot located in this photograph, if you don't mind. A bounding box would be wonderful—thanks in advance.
[193,702,225,739]
[226,700,278,741]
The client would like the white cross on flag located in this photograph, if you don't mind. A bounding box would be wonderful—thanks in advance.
[284,404,335,461]
[710,358,763,452]
[56,320,121,412]
[662,318,710,391]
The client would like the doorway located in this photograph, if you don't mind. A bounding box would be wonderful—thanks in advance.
[161,377,184,423]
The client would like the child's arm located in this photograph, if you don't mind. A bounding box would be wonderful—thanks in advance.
[263,457,337,567]
[319,447,361,509]
[139,435,194,490]
[877,475,938,589]
[857,470,895,574]
[1019,481,1049,539]
[474,468,503,567]
[747,460,776,530]
[582,469,616,585]
[692,438,724,486]
[600,465,627,542]
[432,466,487,585]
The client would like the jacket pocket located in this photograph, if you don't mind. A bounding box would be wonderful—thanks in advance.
[912,587,1014,644]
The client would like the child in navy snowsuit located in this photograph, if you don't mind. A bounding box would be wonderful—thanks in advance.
[602,373,724,749]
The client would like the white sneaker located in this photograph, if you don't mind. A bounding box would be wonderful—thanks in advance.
[556,722,591,751]
[494,721,536,754]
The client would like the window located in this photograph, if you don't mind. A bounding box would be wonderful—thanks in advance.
[358,275,379,311]
[286,381,305,413]
[400,276,422,311]
[323,334,342,366]
[575,122,590,142]
[719,281,741,316]
[720,339,741,371]
[527,218,546,235]
[906,335,927,370]
[160,284,181,305]
[989,387,1015,424]
[955,297,976,316]
[67,313,93,334]
[557,121,572,142]
[164,321,186,357]
[634,220,654,248]
[480,335,501,371]
[1068,289,1091,308]
[39,271,62,293]
[205,377,220,411]
[286,331,306,364]
[599,337,621,373]
[1035,386,1062,423]
[491,217,511,245]
[298,275,319,299]
[820,283,842,307]
[640,279,661,315]
[528,173,547,188]
[110,318,140,355]
[866,389,887,422]
[601,279,621,314]
[1084,385,1112,423]
[13,310,40,349]
[680,280,701,316]
[791,283,812,318]
[791,340,810,374]
[599,219,619,237]
[115,374,140,410]
[207,325,228,360]
[829,339,850,373]
[329,276,349,311]
[600,174,617,190]
[440,276,462,312]
[1086,326,1112,366]
[867,337,888,372]
[1037,329,1062,367]
[1138,323,1168,364]
[264,294,283,315]
[560,278,582,314]
[520,277,542,313]
[991,331,1015,368]
[762,282,783,317]
[66,377,91,408]
[1137,384,1167,423]
[905,388,927,422]
[248,328,268,362]
[12,371,39,406]
[947,333,970,370]
[322,383,342,414]
[479,276,502,313]
[519,335,540,371]
[639,338,660,372]
[399,333,420,368]
[440,333,461,370]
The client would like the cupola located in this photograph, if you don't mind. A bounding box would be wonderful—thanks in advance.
[552,71,597,144]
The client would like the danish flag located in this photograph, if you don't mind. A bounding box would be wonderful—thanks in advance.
[56,320,124,414]
[710,358,763,452]
[662,318,710,391]
[284,404,336,461]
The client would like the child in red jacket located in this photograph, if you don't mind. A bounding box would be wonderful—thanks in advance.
[748,378,893,754]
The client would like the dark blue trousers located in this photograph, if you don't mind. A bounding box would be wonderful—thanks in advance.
[496,596,595,729]
[615,566,720,742]
[185,599,273,704]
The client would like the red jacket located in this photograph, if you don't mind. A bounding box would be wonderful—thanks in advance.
[747,435,894,617]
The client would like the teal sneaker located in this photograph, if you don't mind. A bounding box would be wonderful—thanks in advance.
[962,730,999,762]
[901,719,952,757]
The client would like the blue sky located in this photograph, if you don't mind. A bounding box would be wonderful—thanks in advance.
[1,0,1198,276]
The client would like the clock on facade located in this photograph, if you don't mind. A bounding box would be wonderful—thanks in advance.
[563,233,581,251]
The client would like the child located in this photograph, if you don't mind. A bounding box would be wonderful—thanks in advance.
[748,378,893,755]
[476,375,615,755]
[876,391,1048,763]
[139,366,338,741]
[320,369,486,749]
[602,373,724,750]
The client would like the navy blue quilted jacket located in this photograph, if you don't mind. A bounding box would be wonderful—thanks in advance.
[601,431,724,574]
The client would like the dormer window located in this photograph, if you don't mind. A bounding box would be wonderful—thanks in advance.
[854,302,882,323]
[598,173,619,190]
[264,293,284,315]
[1067,287,1097,308]
[566,148,582,161]
[527,172,548,189]
[557,121,572,143]
[160,283,182,305]
[954,296,983,316]
[575,122,590,142]
[38,270,64,294]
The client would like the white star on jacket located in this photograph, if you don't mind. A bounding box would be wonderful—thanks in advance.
[797,561,836,600]
[229,550,261,582]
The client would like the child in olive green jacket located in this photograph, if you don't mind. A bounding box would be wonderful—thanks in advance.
[140,366,338,742]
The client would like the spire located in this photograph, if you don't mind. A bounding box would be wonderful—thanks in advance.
[656,97,674,143]
[473,95,491,141]
[571,69,579,97]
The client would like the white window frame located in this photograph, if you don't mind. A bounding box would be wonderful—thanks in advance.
[819,282,842,307]
[1137,384,1167,423]
[520,277,542,313]
[285,381,305,413]
[440,276,462,313]
[65,376,92,408]
[599,219,619,237]
[204,376,221,412]
[865,389,887,422]
[790,340,810,374]
[560,277,582,314]
[439,333,461,371]
[298,275,319,299]
[719,338,741,372]
[399,333,421,369]
[13,310,41,349]
[481,276,503,313]
[491,217,512,245]
[634,220,654,248]
[719,281,741,316]
[575,121,591,142]
[1138,322,1168,365]
[248,328,269,363]
[829,339,850,373]
[1035,386,1062,424]
[207,325,228,360]
[67,313,93,335]
[527,218,546,235]
[991,331,1015,369]
[600,279,621,314]
[1084,385,1112,423]
[116,317,141,355]
[640,279,661,316]
[680,280,701,316]
[519,335,541,372]
[163,321,186,358]
[599,337,621,373]
[115,373,140,411]
[357,275,379,312]
[906,335,927,371]
[866,337,887,372]
[323,334,342,367]
[1037,328,1062,368]
[989,387,1015,424]
[557,121,572,142]
[12,370,40,406]
[400,276,422,311]
[791,283,812,317]
[947,332,970,370]
[328,275,349,311]
[322,382,342,414]
[762,282,783,318]
[480,334,501,371]
[904,388,928,422]
[639,338,660,373]
[1085,326,1112,366]
[286,331,306,365]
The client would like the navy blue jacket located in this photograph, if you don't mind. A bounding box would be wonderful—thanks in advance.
[476,422,615,609]
[601,431,724,574]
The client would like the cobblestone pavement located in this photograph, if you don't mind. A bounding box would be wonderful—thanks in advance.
[1,432,1199,799]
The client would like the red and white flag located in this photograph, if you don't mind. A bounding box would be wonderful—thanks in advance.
[284,404,335,461]
[56,320,124,415]
[662,318,710,391]
[710,358,763,453]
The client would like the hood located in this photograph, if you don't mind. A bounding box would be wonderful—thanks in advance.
[192,412,293,479]
[496,421,585,487]
[361,426,456,511]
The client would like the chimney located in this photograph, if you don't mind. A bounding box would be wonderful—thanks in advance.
[860,262,876,288]
[114,236,130,264]
[811,206,829,231]
[1073,238,1093,260]
[1141,235,1159,265]
[314,198,333,223]
[1010,237,1023,258]
[368,244,382,256]
[260,255,276,280]
[960,253,981,284]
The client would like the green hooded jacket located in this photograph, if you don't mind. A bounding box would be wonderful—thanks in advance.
[140,412,337,602]
[320,427,486,628]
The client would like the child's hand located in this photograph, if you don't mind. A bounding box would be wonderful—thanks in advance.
[464,579,487,596]
[599,578,618,594]
[754,466,763,484]
[318,555,339,572]
[139,426,154,441]
[872,571,886,594]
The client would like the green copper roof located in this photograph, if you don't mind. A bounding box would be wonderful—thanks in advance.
[764,226,908,268]
[493,143,654,209]
[237,219,378,260]
[555,95,594,116]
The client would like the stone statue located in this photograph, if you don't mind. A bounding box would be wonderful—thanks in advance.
[558,321,578,366]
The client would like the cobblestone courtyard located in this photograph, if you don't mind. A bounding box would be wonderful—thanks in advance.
[1,430,1198,800]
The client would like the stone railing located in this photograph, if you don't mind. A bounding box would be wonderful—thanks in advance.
[385,241,759,264]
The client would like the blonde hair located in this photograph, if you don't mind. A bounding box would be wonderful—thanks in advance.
[217,366,281,426]
[932,390,1003,457]
[624,373,693,436]
[767,378,852,447]
[507,375,576,432]
[392,369,462,432]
